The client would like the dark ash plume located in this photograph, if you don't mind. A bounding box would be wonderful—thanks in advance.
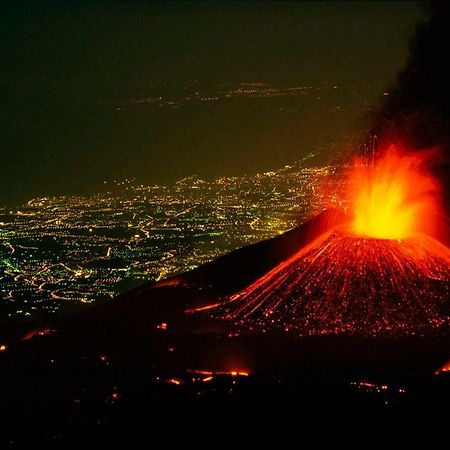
[373,1,450,210]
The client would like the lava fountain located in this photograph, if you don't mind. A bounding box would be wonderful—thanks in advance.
[201,145,450,336]
[349,146,443,240]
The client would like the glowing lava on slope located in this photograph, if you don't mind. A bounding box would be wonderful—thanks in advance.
[201,146,450,336]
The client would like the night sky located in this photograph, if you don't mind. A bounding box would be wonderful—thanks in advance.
[1,1,425,204]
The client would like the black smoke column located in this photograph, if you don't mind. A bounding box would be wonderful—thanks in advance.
[373,1,450,213]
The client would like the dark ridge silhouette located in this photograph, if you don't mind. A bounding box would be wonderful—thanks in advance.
[171,208,346,293]
[1,210,449,447]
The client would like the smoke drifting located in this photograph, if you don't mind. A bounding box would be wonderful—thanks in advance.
[373,1,450,211]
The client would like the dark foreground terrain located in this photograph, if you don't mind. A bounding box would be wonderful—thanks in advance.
[0,211,449,448]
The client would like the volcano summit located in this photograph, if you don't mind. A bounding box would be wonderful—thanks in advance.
[196,146,450,337]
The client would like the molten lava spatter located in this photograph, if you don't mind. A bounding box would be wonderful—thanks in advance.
[197,146,450,336]
[349,146,442,240]
[207,230,450,336]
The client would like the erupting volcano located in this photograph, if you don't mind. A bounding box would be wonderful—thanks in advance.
[203,146,450,336]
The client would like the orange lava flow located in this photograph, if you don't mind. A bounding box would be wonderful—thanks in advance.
[348,145,443,240]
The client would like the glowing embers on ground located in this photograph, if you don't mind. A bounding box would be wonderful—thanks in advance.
[206,229,450,336]
[348,146,443,240]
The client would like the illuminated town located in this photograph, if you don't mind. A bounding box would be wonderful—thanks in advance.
[110,80,378,112]
[0,155,336,321]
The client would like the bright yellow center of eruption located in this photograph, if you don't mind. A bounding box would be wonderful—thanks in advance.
[349,146,441,240]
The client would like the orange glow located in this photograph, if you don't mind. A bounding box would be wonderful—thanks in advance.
[230,371,248,377]
[185,302,222,313]
[348,146,442,240]
[156,322,167,330]
[22,328,55,341]
[188,369,249,377]
[435,360,450,375]
[0,344,7,351]
[188,369,213,375]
